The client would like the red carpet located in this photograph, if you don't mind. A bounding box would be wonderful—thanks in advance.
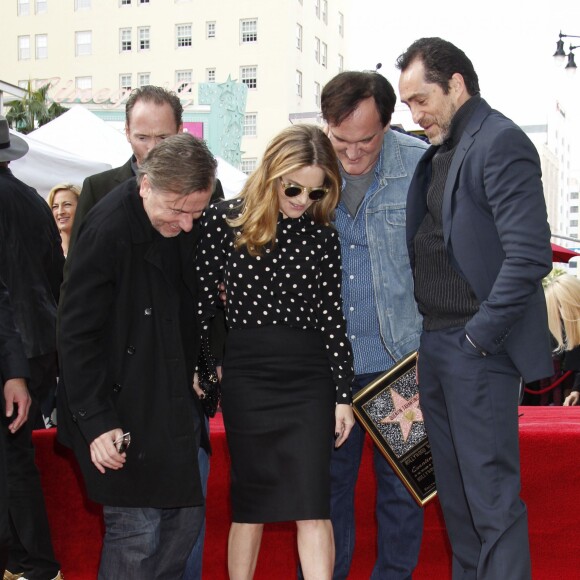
[32,406,580,578]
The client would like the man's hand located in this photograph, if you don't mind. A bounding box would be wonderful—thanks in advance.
[89,428,127,474]
[334,403,355,448]
[564,390,580,406]
[3,377,31,433]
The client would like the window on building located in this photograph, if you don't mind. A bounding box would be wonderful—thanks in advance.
[315,0,320,18]
[176,24,192,47]
[338,12,344,37]
[35,0,47,13]
[139,0,149,3]
[572,207,579,214]
[243,113,257,137]
[322,0,328,23]
[176,70,193,93]
[35,34,48,59]
[207,21,216,39]
[571,192,579,200]
[296,23,302,51]
[75,0,91,9]
[296,70,302,97]
[120,0,131,5]
[206,68,216,83]
[321,42,327,67]
[338,54,344,72]
[240,158,257,175]
[75,30,92,56]
[314,37,320,63]
[138,26,150,50]
[17,0,30,16]
[120,28,132,51]
[138,73,150,87]
[571,220,579,227]
[240,19,258,43]
[18,36,30,60]
[75,76,92,90]
[120,74,132,92]
[314,82,321,107]
[240,66,257,89]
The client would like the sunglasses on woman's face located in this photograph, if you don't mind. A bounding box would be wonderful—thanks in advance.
[281,181,329,201]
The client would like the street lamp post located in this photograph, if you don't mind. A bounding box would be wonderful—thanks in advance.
[553,31,580,70]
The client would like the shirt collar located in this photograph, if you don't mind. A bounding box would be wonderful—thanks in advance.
[442,94,481,151]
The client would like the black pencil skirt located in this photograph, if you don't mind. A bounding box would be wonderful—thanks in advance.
[221,325,335,523]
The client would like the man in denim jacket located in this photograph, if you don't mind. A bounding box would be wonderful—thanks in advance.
[321,71,427,579]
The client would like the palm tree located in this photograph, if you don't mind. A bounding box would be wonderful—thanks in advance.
[6,82,68,134]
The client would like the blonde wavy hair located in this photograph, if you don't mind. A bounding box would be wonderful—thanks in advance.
[47,183,81,208]
[228,124,341,256]
[544,269,580,352]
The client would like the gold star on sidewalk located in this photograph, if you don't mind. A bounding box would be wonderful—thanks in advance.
[380,389,423,442]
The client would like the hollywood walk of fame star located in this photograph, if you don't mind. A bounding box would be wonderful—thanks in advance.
[380,389,423,442]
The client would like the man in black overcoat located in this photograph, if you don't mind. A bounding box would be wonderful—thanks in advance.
[0,117,63,580]
[58,134,217,578]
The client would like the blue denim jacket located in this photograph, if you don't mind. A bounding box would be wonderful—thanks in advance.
[361,129,427,361]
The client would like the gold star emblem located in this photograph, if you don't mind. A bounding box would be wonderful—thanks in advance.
[380,389,423,442]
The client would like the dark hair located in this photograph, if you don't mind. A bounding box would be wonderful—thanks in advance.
[125,85,183,129]
[137,134,217,197]
[321,71,396,127]
[395,37,480,96]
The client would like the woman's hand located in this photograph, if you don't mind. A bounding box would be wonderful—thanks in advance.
[334,404,355,448]
[564,390,580,406]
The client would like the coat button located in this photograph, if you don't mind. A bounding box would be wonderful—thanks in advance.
[78,408,87,417]
[113,383,122,393]
[144,308,152,316]
[127,345,136,355]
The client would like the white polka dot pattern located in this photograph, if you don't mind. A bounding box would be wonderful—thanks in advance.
[196,199,354,403]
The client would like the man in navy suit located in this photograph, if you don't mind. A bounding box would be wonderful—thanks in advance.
[397,38,552,580]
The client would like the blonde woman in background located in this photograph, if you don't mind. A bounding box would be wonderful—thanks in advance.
[47,183,80,257]
[543,270,580,405]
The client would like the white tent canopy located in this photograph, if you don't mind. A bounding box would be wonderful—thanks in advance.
[29,105,131,168]
[9,131,111,199]
[25,105,247,199]
[216,156,247,199]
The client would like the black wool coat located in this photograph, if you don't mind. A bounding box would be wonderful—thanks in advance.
[0,167,64,358]
[58,178,208,508]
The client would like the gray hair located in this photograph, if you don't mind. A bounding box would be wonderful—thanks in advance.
[137,133,217,196]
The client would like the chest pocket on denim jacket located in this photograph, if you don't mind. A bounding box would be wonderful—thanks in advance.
[368,205,408,261]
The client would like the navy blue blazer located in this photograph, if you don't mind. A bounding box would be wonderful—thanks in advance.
[407,98,553,383]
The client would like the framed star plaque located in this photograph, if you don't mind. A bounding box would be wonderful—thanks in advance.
[352,351,437,506]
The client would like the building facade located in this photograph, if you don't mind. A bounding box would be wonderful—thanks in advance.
[1,0,349,172]
[543,97,580,271]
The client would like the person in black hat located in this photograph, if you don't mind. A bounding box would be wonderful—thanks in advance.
[0,277,31,579]
[0,115,64,580]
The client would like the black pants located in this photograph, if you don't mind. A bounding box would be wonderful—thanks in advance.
[4,353,60,580]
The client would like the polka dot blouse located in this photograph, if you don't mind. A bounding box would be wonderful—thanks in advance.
[196,199,354,404]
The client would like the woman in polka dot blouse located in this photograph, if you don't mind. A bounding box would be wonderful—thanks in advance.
[196,124,355,579]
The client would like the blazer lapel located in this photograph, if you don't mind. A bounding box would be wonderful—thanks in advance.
[442,99,491,247]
